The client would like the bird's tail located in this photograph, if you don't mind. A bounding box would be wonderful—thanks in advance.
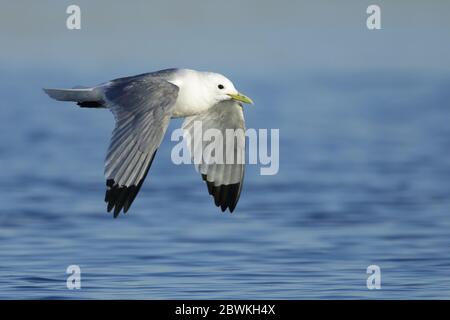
[43,86,105,108]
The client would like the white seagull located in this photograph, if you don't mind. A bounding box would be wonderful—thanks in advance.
[44,68,253,217]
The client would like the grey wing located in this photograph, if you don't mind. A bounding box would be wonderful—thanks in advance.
[182,101,245,213]
[102,75,179,217]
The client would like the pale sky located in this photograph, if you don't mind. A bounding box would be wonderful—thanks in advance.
[1,0,450,76]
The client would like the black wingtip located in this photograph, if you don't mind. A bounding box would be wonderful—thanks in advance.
[104,151,157,217]
[106,181,139,218]
[204,179,242,214]
[107,202,114,213]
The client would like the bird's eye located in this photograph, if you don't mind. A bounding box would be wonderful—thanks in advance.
[218,84,224,89]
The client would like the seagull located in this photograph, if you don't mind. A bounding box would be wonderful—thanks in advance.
[44,68,253,217]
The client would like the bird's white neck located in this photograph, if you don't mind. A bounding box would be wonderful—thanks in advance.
[169,70,218,118]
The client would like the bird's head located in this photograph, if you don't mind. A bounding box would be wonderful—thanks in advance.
[204,72,254,105]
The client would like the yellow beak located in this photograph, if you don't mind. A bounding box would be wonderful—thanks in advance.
[227,92,254,105]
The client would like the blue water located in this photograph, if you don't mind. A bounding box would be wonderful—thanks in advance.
[1,68,450,299]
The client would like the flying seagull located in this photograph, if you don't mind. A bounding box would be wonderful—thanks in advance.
[44,68,253,217]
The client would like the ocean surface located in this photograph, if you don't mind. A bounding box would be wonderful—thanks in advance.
[1,68,450,299]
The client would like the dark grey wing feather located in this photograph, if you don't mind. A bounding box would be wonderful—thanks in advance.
[103,74,178,217]
[182,101,245,213]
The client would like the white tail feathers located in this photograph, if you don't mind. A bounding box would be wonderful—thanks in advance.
[43,87,102,102]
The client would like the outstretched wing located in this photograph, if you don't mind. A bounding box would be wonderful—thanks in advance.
[102,74,179,217]
[182,100,245,213]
